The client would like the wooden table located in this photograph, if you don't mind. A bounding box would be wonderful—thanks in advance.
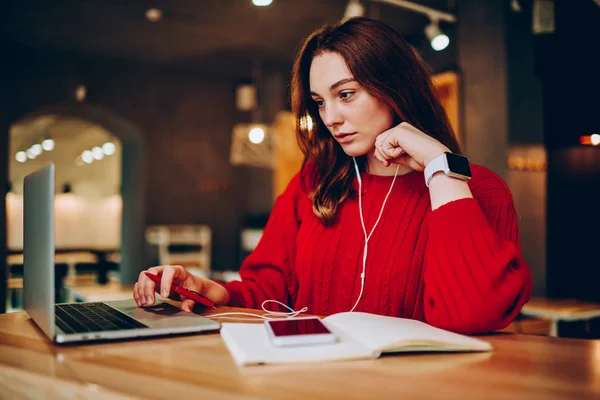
[521,297,600,336]
[1,307,599,399]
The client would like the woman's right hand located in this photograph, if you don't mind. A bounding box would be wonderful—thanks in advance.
[133,265,229,312]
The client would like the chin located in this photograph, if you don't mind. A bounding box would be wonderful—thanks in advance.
[339,142,371,158]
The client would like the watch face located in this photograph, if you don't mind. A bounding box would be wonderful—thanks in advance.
[445,152,472,178]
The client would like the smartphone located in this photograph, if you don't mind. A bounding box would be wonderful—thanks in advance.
[265,317,338,347]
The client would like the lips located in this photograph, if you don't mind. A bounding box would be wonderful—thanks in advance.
[334,132,357,144]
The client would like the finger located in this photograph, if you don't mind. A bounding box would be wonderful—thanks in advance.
[160,265,188,298]
[373,147,389,167]
[180,297,196,312]
[378,146,392,167]
[381,143,401,158]
[140,266,165,306]
[392,154,424,172]
[133,282,141,307]
[390,147,403,158]
[137,271,153,305]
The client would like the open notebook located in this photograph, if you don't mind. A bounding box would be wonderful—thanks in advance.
[220,312,493,366]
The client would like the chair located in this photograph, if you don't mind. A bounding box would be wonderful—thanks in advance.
[145,225,212,278]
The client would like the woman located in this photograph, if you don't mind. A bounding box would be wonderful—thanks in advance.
[133,17,532,334]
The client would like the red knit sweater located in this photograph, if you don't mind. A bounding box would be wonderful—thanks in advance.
[225,165,533,334]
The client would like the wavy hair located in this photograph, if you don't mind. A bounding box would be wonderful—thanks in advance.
[291,17,460,224]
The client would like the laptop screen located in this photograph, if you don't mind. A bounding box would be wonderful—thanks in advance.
[23,163,56,340]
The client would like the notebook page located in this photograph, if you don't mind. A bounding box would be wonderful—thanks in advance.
[220,322,378,366]
[324,312,492,352]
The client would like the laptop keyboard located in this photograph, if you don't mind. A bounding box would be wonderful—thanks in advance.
[55,302,149,334]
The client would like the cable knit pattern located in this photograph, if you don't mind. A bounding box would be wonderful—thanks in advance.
[224,165,533,334]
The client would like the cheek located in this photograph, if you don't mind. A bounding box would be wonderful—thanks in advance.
[354,101,394,134]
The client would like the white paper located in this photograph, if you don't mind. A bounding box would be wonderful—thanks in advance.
[324,312,492,352]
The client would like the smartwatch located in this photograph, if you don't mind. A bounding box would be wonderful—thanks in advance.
[424,152,472,187]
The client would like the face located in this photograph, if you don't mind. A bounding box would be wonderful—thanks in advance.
[309,51,395,157]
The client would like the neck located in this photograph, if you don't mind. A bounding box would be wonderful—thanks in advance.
[365,153,413,176]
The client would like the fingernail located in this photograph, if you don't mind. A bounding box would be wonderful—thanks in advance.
[146,296,153,304]
[161,290,168,298]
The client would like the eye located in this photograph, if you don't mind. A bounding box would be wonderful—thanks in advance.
[340,91,355,101]
[314,99,325,108]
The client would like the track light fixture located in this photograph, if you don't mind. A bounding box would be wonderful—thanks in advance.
[424,19,450,51]
[343,0,456,51]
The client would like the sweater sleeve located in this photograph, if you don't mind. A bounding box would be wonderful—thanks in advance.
[423,194,533,334]
[223,174,301,311]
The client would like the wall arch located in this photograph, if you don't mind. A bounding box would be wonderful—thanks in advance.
[10,102,147,285]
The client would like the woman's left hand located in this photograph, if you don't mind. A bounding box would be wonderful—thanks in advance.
[374,122,450,171]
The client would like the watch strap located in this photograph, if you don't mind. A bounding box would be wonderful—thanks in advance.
[424,153,448,187]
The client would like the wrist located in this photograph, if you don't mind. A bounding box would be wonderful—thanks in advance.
[424,146,450,167]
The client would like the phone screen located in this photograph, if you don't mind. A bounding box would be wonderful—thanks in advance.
[267,318,331,337]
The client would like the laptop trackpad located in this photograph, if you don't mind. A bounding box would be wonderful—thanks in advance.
[105,299,213,328]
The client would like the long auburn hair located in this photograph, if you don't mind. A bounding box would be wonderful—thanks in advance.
[291,17,460,224]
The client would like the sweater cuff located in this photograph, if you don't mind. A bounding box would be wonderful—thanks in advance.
[428,198,491,233]
[222,280,250,308]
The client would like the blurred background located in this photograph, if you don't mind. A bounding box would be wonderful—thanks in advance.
[1,0,599,337]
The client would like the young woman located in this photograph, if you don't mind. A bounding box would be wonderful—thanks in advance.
[133,17,532,334]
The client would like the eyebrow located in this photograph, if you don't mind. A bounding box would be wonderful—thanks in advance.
[310,78,356,97]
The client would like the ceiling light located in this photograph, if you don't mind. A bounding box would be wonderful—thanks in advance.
[252,0,273,6]
[102,142,116,155]
[92,146,104,160]
[27,149,37,159]
[145,8,163,22]
[425,20,449,51]
[42,138,55,151]
[82,150,93,164]
[580,134,600,146]
[343,0,365,20]
[236,84,257,111]
[15,151,27,163]
[31,144,43,156]
[248,127,265,144]
[75,85,87,102]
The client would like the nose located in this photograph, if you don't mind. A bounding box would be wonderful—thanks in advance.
[321,104,343,129]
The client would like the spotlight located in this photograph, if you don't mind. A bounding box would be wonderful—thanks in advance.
[343,0,365,20]
[248,127,265,144]
[252,0,273,6]
[31,144,43,156]
[42,138,55,151]
[82,150,93,164]
[92,146,104,160]
[102,142,116,155]
[425,20,449,51]
[75,85,87,102]
[145,8,163,22]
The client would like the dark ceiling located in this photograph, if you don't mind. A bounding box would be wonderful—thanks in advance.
[1,0,454,67]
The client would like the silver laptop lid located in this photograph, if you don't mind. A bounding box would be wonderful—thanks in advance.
[23,163,56,340]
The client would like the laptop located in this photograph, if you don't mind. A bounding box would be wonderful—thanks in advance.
[23,163,220,343]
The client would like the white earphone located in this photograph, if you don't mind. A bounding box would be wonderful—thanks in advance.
[349,157,399,312]
[207,157,400,321]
